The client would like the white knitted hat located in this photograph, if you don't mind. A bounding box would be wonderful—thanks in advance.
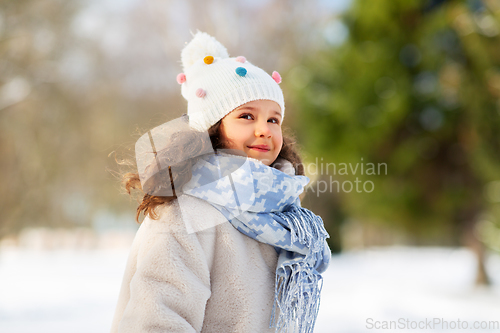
[177,31,285,132]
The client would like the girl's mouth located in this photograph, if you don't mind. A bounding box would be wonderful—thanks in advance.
[248,146,270,152]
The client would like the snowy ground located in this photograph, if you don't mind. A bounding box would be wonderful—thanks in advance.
[315,247,500,333]
[0,244,499,333]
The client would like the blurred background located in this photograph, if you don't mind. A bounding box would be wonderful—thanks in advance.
[1,0,500,332]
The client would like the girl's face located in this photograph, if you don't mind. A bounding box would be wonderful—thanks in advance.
[220,99,283,166]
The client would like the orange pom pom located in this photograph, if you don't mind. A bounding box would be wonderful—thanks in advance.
[204,56,214,64]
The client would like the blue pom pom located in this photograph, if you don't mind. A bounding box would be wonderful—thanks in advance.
[235,67,247,77]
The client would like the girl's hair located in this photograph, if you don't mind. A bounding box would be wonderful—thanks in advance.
[122,119,305,223]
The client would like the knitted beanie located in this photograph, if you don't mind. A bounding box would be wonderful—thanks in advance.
[177,31,285,132]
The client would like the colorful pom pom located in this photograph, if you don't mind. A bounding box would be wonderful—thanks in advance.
[176,73,186,84]
[204,56,214,64]
[236,67,247,77]
[235,56,246,63]
[272,71,281,84]
[195,88,206,98]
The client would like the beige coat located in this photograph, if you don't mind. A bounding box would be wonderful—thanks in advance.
[111,159,297,332]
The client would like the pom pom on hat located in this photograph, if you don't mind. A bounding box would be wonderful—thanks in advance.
[181,31,229,71]
[235,56,246,63]
[176,73,186,84]
[235,67,247,77]
[204,56,214,64]
[272,71,282,84]
[195,88,206,98]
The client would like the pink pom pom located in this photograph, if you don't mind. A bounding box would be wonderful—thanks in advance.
[272,71,281,84]
[195,88,206,98]
[176,73,186,84]
[235,56,246,63]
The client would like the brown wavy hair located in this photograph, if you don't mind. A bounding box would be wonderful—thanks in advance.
[121,118,305,223]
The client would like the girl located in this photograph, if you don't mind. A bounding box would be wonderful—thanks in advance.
[111,31,331,333]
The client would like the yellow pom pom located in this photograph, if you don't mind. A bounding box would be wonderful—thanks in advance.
[204,56,214,64]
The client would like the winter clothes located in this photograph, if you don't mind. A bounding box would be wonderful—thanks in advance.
[182,152,331,332]
[114,29,330,333]
[111,158,293,332]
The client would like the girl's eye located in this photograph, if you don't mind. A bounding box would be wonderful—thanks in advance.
[269,118,280,124]
[239,113,253,120]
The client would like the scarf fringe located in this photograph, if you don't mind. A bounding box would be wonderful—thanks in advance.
[270,262,325,333]
[269,205,329,333]
[274,205,330,261]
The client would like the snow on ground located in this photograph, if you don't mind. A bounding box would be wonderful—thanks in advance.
[315,247,500,332]
[0,243,499,333]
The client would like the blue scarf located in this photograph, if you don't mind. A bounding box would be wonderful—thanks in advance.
[181,152,331,333]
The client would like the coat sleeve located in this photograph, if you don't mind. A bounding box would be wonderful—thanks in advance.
[111,201,216,333]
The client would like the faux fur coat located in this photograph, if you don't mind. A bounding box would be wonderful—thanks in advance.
[110,158,298,333]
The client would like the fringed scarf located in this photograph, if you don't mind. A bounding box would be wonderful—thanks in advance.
[181,152,331,333]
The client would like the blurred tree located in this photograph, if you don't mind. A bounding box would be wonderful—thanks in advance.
[0,0,87,237]
[289,0,500,285]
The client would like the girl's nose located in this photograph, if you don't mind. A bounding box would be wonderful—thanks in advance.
[254,120,272,137]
